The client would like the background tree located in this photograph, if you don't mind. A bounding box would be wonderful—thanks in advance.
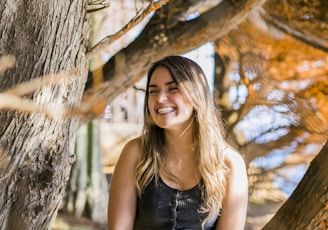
[81,0,327,228]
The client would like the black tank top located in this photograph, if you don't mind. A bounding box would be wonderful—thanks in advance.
[134,177,219,230]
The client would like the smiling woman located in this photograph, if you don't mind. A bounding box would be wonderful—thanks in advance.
[107,55,248,230]
[147,66,194,130]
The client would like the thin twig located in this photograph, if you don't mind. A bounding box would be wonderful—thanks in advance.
[86,0,170,60]
[0,93,64,119]
[86,0,110,13]
[6,70,78,96]
[0,68,79,119]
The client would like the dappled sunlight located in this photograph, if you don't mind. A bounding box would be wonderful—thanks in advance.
[0,0,327,229]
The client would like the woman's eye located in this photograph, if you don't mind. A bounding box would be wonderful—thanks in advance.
[148,90,158,95]
[169,87,178,92]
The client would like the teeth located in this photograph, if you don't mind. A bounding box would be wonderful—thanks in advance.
[157,107,174,114]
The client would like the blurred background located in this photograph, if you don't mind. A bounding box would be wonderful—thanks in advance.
[52,0,328,229]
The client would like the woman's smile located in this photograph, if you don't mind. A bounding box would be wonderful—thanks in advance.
[157,106,176,114]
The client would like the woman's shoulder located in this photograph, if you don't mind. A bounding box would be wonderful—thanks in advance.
[222,147,248,199]
[122,136,141,153]
[223,147,247,170]
[118,136,142,162]
[124,136,141,148]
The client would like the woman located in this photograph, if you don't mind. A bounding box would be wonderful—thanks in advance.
[107,56,248,229]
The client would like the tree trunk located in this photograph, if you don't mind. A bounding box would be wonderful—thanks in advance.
[60,9,108,224]
[0,1,89,229]
[263,141,328,229]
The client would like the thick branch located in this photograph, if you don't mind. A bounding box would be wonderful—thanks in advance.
[86,0,170,60]
[242,127,312,164]
[261,10,328,52]
[82,0,267,119]
[263,141,328,229]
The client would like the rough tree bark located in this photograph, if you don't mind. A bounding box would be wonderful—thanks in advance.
[0,1,89,229]
[60,9,109,224]
[263,141,328,229]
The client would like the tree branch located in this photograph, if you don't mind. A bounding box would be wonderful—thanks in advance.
[82,0,268,120]
[86,0,170,60]
[263,141,328,229]
[261,10,328,52]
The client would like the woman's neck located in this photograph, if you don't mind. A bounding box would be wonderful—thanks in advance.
[161,121,200,190]
[164,120,195,159]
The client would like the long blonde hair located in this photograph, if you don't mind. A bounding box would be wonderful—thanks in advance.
[135,55,229,220]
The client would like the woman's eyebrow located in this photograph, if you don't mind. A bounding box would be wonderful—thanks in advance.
[148,81,177,88]
[166,81,177,86]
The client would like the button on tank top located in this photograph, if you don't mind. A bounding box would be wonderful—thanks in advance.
[133,177,219,230]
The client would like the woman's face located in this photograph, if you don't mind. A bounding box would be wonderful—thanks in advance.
[147,66,194,131]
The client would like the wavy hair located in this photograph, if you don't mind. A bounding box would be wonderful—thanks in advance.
[135,55,229,222]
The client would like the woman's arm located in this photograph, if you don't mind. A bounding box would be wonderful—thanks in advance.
[216,149,248,230]
[107,137,140,230]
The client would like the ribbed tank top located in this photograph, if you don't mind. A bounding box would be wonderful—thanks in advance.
[133,177,219,230]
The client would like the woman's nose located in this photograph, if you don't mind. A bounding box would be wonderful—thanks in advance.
[156,91,168,102]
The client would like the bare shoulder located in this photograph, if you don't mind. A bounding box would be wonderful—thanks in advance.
[217,150,248,230]
[223,147,248,202]
[224,148,247,171]
[223,147,248,192]
[111,137,141,182]
[123,136,141,152]
[119,137,141,161]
